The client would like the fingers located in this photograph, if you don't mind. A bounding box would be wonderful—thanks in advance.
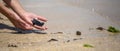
[17,19,33,30]
[18,26,33,30]
[23,17,33,25]
[37,16,47,22]
[16,13,48,30]
[20,17,48,30]
[32,16,48,30]
[33,25,47,30]
[17,18,47,30]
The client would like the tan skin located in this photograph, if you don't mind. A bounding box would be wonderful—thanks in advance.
[0,0,47,30]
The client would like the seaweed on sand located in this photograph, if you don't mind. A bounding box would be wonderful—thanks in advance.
[107,26,120,33]
[83,44,94,48]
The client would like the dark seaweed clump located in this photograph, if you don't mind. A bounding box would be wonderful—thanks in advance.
[107,26,120,33]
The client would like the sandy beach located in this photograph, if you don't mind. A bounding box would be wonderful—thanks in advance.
[0,0,120,51]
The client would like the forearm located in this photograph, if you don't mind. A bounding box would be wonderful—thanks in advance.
[3,0,27,16]
[0,2,20,20]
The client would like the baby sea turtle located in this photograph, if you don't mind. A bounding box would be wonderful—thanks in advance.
[32,19,44,26]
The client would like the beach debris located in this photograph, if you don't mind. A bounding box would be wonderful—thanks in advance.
[76,31,81,35]
[48,38,58,42]
[107,26,120,33]
[83,44,94,48]
[57,32,63,34]
[96,27,105,31]
[67,40,70,42]
[73,38,83,41]
[73,39,78,41]
[8,44,18,47]
[51,32,63,34]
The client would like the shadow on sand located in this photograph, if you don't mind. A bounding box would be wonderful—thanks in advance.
[0,23,16,31]
[0,23,47,34]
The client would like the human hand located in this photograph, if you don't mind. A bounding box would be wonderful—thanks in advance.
[8,13,33,30]
[19,12,48,30]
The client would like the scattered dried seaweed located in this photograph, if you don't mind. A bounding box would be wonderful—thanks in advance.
[83,44,94,48]
[48,38,58,42]
[51,32,63,34]
[8,44,18,47]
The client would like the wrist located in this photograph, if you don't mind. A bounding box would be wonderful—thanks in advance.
[17,10,28,17]
[8,12,21,20]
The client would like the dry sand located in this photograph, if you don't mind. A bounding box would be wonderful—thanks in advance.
[0,0,120,51]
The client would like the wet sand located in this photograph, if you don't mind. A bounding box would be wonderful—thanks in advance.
[0,0,120,51]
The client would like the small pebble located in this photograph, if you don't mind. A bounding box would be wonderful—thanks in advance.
[67,40,70,42]
[96,27,105,31]
[76,31,81,35]
[57,32,63,34]
[73,39,78,41]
